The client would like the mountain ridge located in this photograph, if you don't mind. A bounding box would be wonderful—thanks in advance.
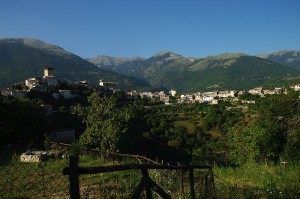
[0,38,149,90]
[88,50,300,92]
[257,50,300,70]
[1,38,299,92]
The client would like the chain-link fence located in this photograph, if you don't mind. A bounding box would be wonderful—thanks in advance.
[0,144,214,199]
[64,153,214,199]
[0,158,69,199]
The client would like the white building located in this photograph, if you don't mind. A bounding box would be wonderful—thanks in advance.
[218,90,235,98]
[25,77,41,89]
[263,90,275,95]
[194,93,203,102]
[294,84,300,91]
[99,79,116,91]
[203,91,218,98]
[203,96,214,102]
[169,89,177,97]
[274,87,283,94]
[211,99,219,104]
[249,87,263,95]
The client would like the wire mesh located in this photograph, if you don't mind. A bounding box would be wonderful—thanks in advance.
[77,151,142,198]
[0,144,214,199]
[0,158,69,199]
[74,151,214,198]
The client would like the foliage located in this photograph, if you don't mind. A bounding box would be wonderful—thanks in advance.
[203,103,243,134]
[0,97,46,145]
[0,38,149,90]
[229,91,300,164]
[214,162,300,198]
[73,92,135,152]
[238,92,260,101]
[11,84,29,90]
[89,50,300,92]
[229,122,279,164]
[0,158,69,198]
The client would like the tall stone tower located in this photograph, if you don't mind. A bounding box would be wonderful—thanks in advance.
[43,67,57,87]
[43,67,54,77]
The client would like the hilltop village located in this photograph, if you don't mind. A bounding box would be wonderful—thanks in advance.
[2,67,300,199]
[1,67,300,105]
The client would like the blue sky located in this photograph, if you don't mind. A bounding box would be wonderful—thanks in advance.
[1,0,300,58]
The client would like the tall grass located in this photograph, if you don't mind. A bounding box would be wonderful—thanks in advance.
[214,161,300,198]
[3,147,300,198]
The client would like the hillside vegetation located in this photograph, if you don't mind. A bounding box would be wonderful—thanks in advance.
[88,51,300,92]
[258,50,300,70]
[1,38,300,92]
[2,87,300,198]
[0,38,149,90]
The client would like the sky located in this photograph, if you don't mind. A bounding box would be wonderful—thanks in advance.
[1,0,300,58]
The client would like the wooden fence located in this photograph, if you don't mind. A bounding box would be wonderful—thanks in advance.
[50,142,158,164]
[63,155,214,199]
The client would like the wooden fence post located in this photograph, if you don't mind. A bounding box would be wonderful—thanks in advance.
[141,168,153,199]
[69,155,80,199]
[189,169,195,199]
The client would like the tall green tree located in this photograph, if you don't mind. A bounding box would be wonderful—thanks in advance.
[229,120,284,164]
[229,92,299,164]
[73,92,134,152]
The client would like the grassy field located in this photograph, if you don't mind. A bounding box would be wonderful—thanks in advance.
[0,151,212,198]
[0,160,69,198]
[174,120,197,133]
[1,147,300,198]
[214,162,300,198]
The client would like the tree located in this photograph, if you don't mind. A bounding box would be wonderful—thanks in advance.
[73,92,134,152]
[284,125,300,160]
[0,97,46,145]
[203,106,224,131]
[238,92,259,101]
[229,93,297,164]
[229,122,265,164]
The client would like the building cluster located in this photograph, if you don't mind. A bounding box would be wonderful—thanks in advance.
[0,67,117,99]
[126,90,234,105]
[126,90,173,105]
[1,66,300,106]
[0,88,28,98]
[25,67,58,91]
[126,85,300,105]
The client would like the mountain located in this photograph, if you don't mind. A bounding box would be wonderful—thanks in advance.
[0,38,149,90]
[258,50,300,70]
[86,55,145,75]
[88,51,300,92]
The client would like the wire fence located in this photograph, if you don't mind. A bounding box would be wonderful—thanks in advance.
[0,143,214,199]
[0,158,69,199]
[65,154,214,199]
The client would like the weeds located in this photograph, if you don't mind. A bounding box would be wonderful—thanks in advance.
[2,146,300,198]
[214,162,300,198]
